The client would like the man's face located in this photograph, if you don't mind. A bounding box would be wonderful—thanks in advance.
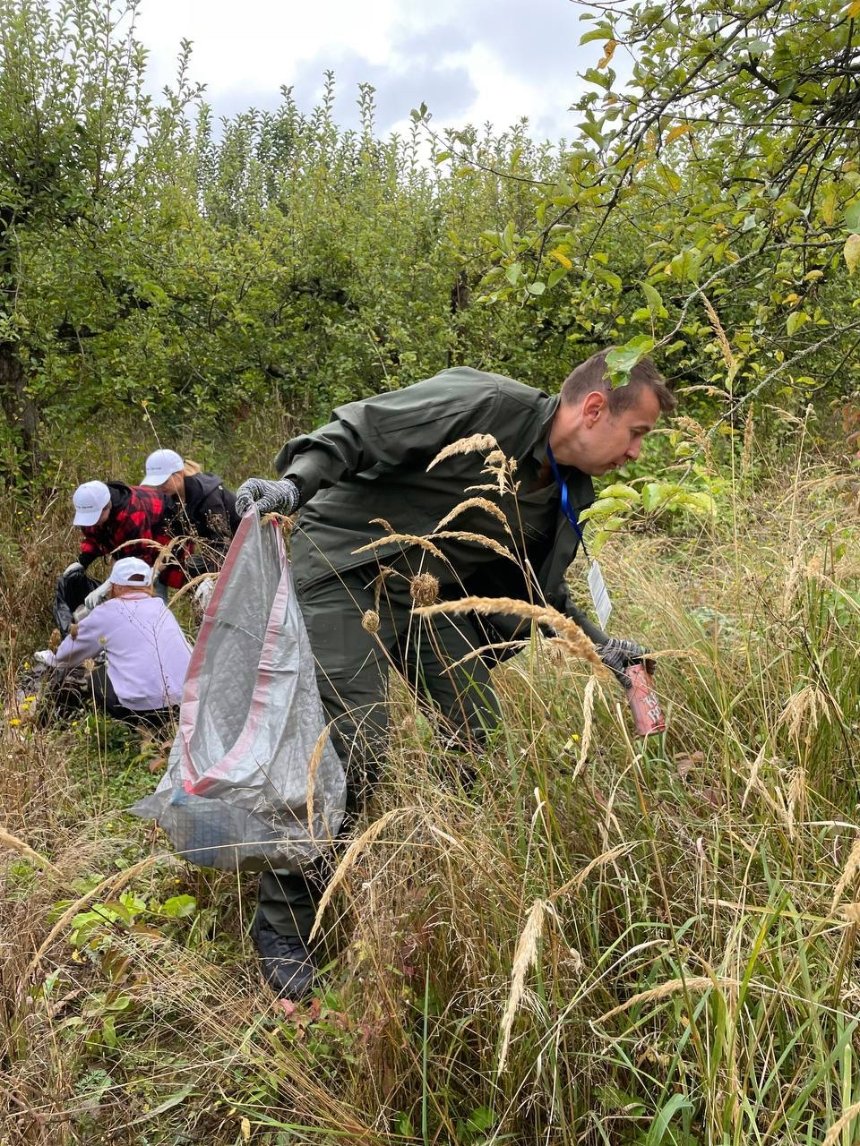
[77,504,110,532]
[549,389,661,475]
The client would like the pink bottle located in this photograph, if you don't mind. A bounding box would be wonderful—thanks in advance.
[626,664,666,736]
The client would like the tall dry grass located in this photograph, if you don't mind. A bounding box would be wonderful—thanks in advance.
[2,432,860,1144]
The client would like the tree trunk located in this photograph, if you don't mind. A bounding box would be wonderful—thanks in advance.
[0,341,40,482]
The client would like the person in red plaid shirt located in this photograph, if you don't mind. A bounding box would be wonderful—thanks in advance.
[63,480,182,597]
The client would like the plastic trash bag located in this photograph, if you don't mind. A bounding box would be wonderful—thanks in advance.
[132,513,346,871]
[54,567,100,637]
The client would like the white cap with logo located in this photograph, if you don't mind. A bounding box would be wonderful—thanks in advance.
[141,448,184,487]
[73,481,111,527]
[108,557,153,587]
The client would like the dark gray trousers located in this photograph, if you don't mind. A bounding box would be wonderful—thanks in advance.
[257,556,502,937]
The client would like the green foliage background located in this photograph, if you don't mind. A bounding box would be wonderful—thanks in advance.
[2,0,858,489]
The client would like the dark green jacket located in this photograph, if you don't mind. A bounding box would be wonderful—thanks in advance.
[276,367,608,645]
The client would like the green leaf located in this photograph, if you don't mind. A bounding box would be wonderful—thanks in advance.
[579,119,605,146]
[579,25,614,44]
[596,267,623,292]
[600,482,641,502]
[527,280,546,296]
[465,1105,495,1132]
[641,281,667,318]
[668,247,703,283]
[845,201,860,233]
[645,1093,694,1145]
[578,497,636,520]
[641,481,682,513]
[161,894,197,918]
[658,163,681,193]
[677,491,717,516]
[605,335,656,385]
[844,233,860,274]
[786,310,810,336]
[583,67,612,90]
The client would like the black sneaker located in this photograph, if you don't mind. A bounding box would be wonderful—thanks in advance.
[250,911,317,1000]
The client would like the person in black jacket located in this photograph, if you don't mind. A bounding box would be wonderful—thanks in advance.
[140,450,240,599]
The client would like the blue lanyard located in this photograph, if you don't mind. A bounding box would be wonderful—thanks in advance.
[546,443,591,560]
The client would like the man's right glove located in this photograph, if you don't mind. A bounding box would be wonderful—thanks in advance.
[34,649,56,667]
[62,561,85,579]
[235,477,300,517]
[596,637,653,688]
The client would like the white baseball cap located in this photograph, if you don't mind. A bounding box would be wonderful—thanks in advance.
[73,480,111,527]
[141,448,184,487]
[109,557,153,587]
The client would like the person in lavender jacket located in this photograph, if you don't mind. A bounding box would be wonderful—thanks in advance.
[35,557,192,728]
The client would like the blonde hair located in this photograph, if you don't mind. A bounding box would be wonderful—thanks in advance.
[183,459,202,476]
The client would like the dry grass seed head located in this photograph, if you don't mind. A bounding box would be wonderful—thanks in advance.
[786,767,808,842]
[431,530,517,562]
[573,675,598,779]
[309,808,408,941]
[483,448,518,496]
[674,414,714,468]
[409,573,439,606]
[434,497,509,531]
[551,842,636,901]
[781,547,806,617]
[353,533,448,562]
[0,824,63,880]
[305,725,333,836]
[497,898,551,1074]
[823,1099,860,1146]
[416,596,606,674]
[778,682,833,742]
[361,609,380,634]
[701,293,738,379]
[831,836,860,913]
[595,975,725,1024]
[427,434,499,471]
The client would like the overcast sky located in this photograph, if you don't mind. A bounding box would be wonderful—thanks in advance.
[135,0,601,141]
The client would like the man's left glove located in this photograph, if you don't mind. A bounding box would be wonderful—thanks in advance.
[235,477,300,518]
[34,649,56,667]
[596,637,653,687]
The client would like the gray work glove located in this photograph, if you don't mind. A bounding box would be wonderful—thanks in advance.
[597,637,653,688]
[62,561,85,579]
[83,579,112,613]
[34,649,56,667]
[193,577,216,611]
[235,477,300,517]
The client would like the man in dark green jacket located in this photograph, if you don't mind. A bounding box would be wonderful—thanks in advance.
[236,349,676,997]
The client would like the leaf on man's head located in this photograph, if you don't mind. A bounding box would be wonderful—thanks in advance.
[605,335,656,387]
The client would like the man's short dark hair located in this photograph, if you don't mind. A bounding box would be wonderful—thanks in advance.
[560,349,677,414]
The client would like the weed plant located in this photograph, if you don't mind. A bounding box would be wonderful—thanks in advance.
[2,433,860,1144]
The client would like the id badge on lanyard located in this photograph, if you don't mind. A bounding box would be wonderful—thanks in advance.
[587,559,612,630]
[547,444,613,630]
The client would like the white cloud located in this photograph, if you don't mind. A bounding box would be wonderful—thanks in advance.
[135,0,597,139]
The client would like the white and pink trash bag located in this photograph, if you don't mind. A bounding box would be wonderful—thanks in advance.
[133,512,346,871]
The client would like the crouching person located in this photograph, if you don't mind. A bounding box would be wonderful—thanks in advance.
[35,558,192,730]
